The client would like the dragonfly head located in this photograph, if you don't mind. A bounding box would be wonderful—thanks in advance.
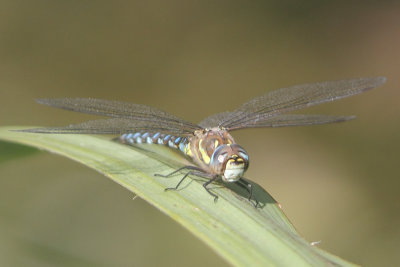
[210,144,249,182]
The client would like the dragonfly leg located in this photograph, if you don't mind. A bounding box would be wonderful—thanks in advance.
[156,166,220,203]
[164,171,194,192]
[154,165,203,178]
[203,176,219,203]
[237,179,259,208]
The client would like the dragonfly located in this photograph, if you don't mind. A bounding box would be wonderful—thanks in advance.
[20,77,386,204]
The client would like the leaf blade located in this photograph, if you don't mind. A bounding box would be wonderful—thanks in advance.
[0,126,357,267]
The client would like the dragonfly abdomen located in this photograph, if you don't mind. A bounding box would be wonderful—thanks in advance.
[119,132,189,153]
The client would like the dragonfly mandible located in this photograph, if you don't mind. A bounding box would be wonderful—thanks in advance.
[20,77,386,204]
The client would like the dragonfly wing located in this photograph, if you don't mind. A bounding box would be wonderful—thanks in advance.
[17,118,196,136]
[199,111,236,129]
[226,114,355,130]
[218,77,385,130]
[35,98,200,132]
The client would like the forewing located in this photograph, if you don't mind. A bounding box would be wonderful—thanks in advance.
[218,77,385,130]
[35,98,200,132]
[21,98,201,135]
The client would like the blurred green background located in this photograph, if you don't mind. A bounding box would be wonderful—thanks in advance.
[0,1,399,266]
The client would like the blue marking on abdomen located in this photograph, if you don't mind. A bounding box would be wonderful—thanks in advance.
[164,135,171,142]
[120,132,189,153]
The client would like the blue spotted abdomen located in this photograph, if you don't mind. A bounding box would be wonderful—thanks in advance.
[119,132,189,154]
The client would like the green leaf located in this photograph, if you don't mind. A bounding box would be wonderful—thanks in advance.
[0,126,356,266]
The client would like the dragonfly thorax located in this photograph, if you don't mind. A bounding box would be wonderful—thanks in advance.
[190,128,249,182]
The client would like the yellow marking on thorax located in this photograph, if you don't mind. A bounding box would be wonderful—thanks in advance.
[198,139,211,164]
[214,140,219,148]
[184,143,193,157]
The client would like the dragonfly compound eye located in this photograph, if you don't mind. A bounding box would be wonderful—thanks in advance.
[210,144,249,182]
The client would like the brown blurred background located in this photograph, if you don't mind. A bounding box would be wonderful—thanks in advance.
[0,1,399,266]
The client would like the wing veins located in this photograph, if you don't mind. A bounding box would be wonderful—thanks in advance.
[36,98,200,131]
[219,77,385,130]
[226,114,355,130]
[17,118,195,135]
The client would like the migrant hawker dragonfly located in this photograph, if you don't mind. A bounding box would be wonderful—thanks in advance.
[21,77,386,203]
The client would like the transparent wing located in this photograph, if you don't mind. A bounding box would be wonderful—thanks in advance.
[35,98,200,130]
[200,77,385,130]
[19,98,201,135]
[227,114,355,129]
[199,111,233,129]
[17,118,196,135]
[199,113,355,129]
